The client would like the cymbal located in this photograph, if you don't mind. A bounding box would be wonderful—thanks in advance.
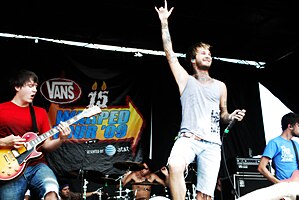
[131,180,160,186]
[113,161,145,171]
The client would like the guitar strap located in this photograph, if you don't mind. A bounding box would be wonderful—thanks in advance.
[29,103,39,133]
[291,140,299,170]
[291,140,299,200]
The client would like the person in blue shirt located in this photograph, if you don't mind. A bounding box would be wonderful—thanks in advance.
[238,112,299,199]
[258,112,299,183]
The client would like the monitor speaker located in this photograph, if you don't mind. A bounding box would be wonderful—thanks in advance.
[233,174,273,199]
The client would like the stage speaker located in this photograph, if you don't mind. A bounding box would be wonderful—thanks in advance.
[233,174,273,199]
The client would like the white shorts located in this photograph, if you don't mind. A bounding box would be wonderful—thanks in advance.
[168,136,221,197]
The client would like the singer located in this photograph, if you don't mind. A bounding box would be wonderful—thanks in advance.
[155,1,246,200]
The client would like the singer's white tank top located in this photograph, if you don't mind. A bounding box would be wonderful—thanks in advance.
[180,75,221,145]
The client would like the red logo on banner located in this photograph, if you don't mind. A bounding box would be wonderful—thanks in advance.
[40,78,82,104]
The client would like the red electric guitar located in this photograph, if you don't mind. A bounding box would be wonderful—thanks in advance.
[0,105,101,181]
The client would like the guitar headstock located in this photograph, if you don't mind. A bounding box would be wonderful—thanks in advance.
[81,106,102,118]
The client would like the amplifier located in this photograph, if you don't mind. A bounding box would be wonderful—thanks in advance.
[233,174,273,199]
[236,157,271,174]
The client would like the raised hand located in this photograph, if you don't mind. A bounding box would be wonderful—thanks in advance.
[155,0,174,22]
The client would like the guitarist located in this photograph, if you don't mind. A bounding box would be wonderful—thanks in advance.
[0,69,71,200]
[238,112,299,199]
[258,112,299,183]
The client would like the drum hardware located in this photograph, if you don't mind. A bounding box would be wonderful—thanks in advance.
[192,184,196,200]
[68,169,99,198]
[124,188,133,195]
[108,189,132,200]
[164,187,169,198]
[186,189,191,200]
[83,179,88,200]
[184,183,197,200]
[79,138,102,198]
[115,174,126,199]
[95,187,103,200]
[114,188,132,200]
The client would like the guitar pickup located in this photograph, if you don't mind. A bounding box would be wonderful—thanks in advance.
[11,144,28,158]
[11,149,20,158]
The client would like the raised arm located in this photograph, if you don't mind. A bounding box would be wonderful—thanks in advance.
[155,0,189,94]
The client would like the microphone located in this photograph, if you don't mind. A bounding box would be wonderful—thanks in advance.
[224,119,237,134]
[85,139,99,144]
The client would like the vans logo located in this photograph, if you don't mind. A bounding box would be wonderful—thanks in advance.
[40,78,82,104]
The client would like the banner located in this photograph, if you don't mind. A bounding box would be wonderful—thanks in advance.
[37,47,151,177]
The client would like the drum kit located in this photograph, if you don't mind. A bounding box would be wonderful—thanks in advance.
[74,161,197,200]
[111,161,168,200]
[72,161,166,200]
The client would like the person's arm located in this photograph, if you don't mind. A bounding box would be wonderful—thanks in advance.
[121,171,132,184]
[160,166,169,187]
[86,190,101,197]
[41,122,71,152]
[258,156,280,184]
[0,134,26,148]
[122,172,135,186]
[219,81,246,124]
[155,0,189,95]
[152,173,166,187]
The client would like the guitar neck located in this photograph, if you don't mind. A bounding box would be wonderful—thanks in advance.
[28,112,84,147]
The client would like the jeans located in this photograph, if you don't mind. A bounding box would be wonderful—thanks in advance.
[0,163,59,200]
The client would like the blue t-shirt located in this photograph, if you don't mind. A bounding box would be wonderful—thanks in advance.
[263,136,299,180]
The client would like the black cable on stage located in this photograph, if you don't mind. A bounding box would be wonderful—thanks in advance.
[221,129,240,199]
